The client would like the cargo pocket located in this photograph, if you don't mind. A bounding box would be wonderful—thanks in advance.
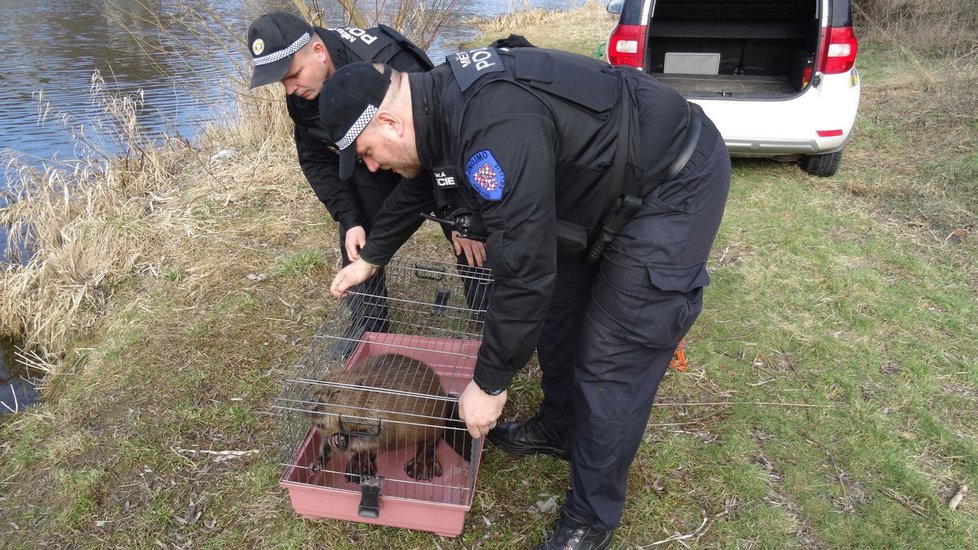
[635,263,709,348]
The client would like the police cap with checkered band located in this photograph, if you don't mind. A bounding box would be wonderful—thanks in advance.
[247,12,314,89]
[318,62,393,180]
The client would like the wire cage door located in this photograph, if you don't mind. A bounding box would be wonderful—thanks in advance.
[276,256,492,536]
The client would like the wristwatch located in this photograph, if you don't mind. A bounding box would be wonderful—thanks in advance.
[475,379,505,396]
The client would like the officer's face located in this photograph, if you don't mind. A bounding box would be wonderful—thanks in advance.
[280,42,335,100]
[355,123,422,179]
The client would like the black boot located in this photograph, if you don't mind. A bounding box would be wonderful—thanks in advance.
[487,412,570,461]
[534,508,613,550]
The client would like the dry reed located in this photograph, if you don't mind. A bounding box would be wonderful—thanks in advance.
[854,0,978,54]
[328,0,469,50]
[0,70,300,370]
[469,0,616,55]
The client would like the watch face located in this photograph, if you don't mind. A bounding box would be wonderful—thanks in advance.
[479,384,503,395]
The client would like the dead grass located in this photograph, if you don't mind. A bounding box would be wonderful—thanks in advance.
[826,39,978,253]
[855,0,978,55]
[467,1,617,57]
[0,77,299,367]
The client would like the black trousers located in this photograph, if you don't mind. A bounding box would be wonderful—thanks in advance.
[338,178,395,331]
[537,119,731,530]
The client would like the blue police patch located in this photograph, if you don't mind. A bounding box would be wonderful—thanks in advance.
[464,150,505,201]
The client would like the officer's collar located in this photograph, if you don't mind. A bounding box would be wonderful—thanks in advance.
[408,71,444,171]
[318,27,351,67]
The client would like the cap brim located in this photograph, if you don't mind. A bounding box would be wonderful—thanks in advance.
[338,147,357,180]
[249,57,291,89]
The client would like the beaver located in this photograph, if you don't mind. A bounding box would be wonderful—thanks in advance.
[307,353,455,482]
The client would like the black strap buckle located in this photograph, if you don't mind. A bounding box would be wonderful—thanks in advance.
[586,194,642,263]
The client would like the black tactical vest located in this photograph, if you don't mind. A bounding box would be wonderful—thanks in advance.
[437,46,637,251]
[325,24,433,70]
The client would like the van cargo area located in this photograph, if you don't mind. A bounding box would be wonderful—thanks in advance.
[647,0,818,99]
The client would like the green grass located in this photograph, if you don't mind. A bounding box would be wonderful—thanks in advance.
[162,267,189,282]
[270,251,326,278]
[57,467,104,529]
[0,413,52,474]
[670,155,978,546]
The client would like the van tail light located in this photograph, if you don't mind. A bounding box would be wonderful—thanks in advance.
[607,24,647,68]
[801,56,814,87]
[802,65,813,87]
[817,26,858,74]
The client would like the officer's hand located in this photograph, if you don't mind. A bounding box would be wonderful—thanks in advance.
[345,226,367,261]
[458,380,507,438]
[330,259,378,299]
[452,231,487,267]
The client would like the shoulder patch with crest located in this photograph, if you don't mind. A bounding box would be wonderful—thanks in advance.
[464,150,505,201]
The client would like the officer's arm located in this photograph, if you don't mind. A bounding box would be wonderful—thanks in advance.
[462,91,559,394]
[294,123,364,230]
[357,175,435,266]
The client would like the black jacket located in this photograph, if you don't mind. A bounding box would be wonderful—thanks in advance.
[287,26,432,229]
[361,47,702,391]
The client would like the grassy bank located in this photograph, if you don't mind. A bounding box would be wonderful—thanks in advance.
[1,1,976,547]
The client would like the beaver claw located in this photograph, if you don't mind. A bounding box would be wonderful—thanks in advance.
[405,441,443,480]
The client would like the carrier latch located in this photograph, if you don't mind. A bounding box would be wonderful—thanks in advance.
[358,475,384,518]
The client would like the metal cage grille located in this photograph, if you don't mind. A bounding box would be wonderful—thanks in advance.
[275,256,492,534]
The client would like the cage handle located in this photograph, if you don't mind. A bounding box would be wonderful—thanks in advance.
[338,415,382,438]
[413,261,447,280]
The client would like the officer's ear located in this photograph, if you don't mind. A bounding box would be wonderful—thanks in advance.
[373,110,405,138]
[311,40,332,68]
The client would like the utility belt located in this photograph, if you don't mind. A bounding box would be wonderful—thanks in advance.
[585,99,703,263]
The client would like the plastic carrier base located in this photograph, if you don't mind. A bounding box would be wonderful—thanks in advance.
[279,332,483,537]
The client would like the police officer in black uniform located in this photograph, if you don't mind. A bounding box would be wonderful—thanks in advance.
[246,12,489,355]
[321,43,730,549]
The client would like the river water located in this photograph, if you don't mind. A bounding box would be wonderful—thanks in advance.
[0,339,38,415]
[0,0,584,411]
[0,0,581,191]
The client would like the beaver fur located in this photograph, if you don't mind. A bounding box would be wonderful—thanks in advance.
[307,353,451,482]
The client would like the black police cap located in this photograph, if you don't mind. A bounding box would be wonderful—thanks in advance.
[247,12,314,89]
[318,62,393,180]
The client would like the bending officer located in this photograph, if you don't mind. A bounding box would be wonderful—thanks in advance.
[320,45,730,549]
[246,12,490,355]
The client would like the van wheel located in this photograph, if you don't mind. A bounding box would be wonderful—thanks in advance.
[799,149,844,177]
